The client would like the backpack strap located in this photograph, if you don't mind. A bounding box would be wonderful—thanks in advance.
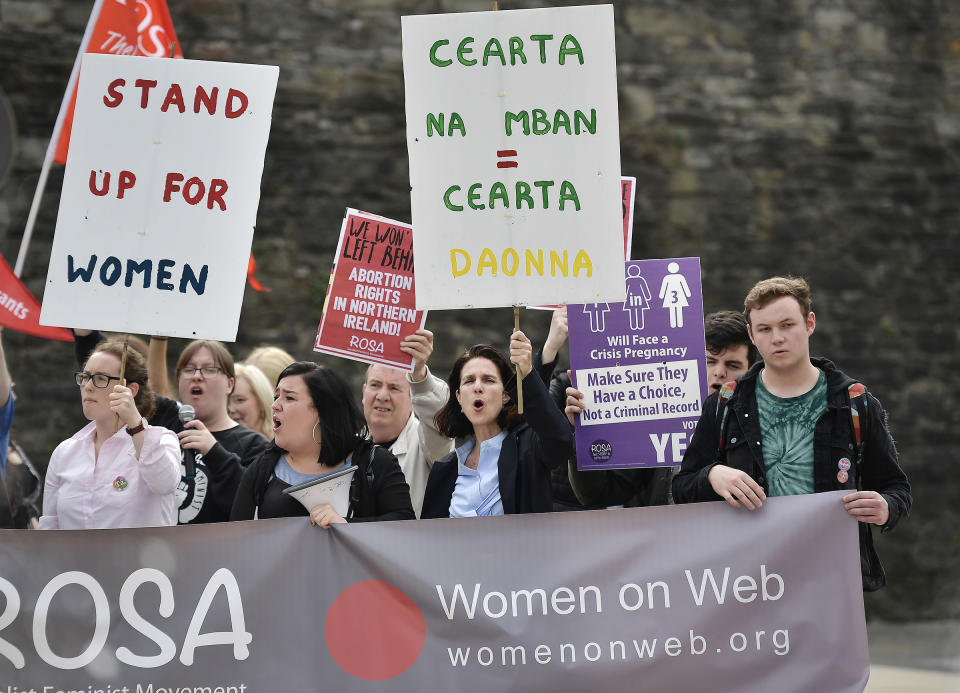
[848,383,866,446]
[366,445,376,485]
[715,381,737,452]
[252,445,282,515]
[347,442,377,519]
[847,383,868,475]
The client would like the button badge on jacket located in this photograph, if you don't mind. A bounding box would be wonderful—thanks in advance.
[837,457,851,483]
[113,476,129,491]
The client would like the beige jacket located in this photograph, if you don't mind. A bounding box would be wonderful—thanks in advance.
[388,367,453,518]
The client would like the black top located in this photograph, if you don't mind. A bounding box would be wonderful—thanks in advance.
[672,357,912,591]
[536,353,592,511]
[532,353,668,511]
[230,439,415,523]
[151,396,269,524]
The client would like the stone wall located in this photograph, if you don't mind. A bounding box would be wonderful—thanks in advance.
[1,0,957,620]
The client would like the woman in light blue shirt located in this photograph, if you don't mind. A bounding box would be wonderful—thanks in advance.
[421,331,574,518]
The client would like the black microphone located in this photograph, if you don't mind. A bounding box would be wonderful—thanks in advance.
[178,404,197,478]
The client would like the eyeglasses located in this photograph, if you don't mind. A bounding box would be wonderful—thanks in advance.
[180,366,224,378]
[75,371,121,388]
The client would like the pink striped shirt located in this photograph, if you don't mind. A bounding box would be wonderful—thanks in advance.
[39,421,180,529]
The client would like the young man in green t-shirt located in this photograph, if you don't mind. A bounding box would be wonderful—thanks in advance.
[672,276,911,590]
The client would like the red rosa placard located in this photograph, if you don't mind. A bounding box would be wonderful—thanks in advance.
[314,209,427,370]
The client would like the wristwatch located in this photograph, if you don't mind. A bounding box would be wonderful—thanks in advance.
[126,418,146,436]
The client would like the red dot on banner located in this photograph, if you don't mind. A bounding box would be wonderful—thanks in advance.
[325,579,426,681]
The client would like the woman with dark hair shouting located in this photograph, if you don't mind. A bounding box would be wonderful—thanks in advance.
[230,362,414,526]
[421,331,573,518]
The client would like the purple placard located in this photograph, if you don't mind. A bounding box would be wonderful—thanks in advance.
[568,258,707,470]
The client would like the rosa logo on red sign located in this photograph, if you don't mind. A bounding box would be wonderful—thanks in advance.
[349,336,385,353]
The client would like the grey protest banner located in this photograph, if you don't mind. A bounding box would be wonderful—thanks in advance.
[0,492,867,692]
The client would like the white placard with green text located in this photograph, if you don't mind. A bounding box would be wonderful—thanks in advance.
[402,4,625,310]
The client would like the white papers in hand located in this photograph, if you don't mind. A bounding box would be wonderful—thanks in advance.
[282,465,357,517]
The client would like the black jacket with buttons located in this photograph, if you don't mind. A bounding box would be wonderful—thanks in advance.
[672,357,911,591]
[421,370,574,518]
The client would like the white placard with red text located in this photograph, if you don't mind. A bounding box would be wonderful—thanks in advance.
[40,53,278,340]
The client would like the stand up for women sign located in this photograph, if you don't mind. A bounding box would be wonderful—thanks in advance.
[569,258,707,470]
[314,209,427,369]
[39,54,278,340]
[402,5,625,309]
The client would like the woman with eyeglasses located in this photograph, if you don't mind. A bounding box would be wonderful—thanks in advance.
[39,342,180,529]
[154,340,269,525]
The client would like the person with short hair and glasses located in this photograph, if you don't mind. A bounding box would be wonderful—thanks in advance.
[40,342,180,529]
[153,339,269,524]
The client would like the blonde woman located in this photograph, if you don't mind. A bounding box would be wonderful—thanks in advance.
[230,364,275,440]
[243,345,295,391]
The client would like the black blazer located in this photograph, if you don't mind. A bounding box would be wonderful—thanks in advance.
[421,371,574,518]
[230,439,414,523]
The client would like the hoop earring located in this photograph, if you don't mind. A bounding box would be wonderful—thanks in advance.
[312,421,321,446]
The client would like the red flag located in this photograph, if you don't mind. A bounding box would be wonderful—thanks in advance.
[247,253,271,292]
[54,0,183,165]
[0,254,73,341]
